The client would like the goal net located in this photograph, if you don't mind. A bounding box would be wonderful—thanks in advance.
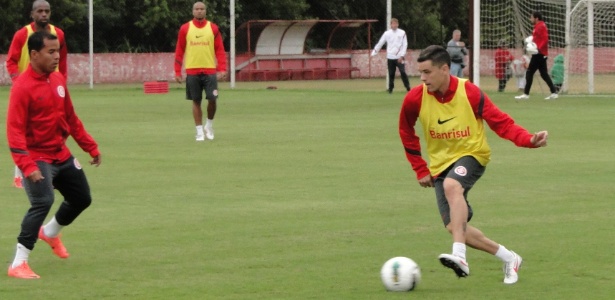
[479,0,615,94]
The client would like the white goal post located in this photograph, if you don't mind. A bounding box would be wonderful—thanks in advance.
[475,0,615,94]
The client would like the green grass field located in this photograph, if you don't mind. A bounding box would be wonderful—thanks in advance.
[0,79,613,299]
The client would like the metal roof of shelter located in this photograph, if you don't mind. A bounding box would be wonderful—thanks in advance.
[236,20,378,55]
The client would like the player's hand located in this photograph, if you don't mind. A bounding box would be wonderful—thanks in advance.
[418,174,434,188]
[371,50,377,57]
[27,170,44,183]
[175,75,182,83]
[531,131,548,147]
[458,41,465,47]
[216,71,226,80]
[90,155,102,167]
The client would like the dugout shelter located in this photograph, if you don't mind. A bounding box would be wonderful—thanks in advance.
[235,20,377,81]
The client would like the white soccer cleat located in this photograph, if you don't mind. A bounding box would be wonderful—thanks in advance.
[196,134,205,141]
[205,127,214,140]
[438,254,469,278]
[544,93,559,100]
[503,251,523,284]
[514,94,530,100]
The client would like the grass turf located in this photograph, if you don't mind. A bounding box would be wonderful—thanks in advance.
[0,79,613,299]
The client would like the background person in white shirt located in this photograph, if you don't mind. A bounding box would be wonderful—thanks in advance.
[372,18,410,94]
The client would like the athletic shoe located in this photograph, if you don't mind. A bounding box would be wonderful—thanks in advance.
[7,262,40,279]
[205,127,214,140]
[438,253,469,277]
[13,177,23,188]
[196,134,205,141]
[544,93,559,100]
[38,227,69,259]
[514,94,530,100]
[503,251,523,284]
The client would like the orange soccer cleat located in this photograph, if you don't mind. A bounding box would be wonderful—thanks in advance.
[38,227,70,258]
[13,176,23,188]
[8,262,40,279]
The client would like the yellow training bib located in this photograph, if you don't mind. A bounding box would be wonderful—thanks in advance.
[418,79,491,176]
[184,22,216,69]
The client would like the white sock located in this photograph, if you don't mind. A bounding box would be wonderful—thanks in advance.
[43,216,64,238]
[495,244,515,262]
[14,166,22,178]
[205,119,213,128]
[12,243,31,268]
[452,242,467,260]
[196,125,204,135]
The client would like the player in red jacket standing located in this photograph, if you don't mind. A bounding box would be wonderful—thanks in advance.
[515,11,558,100]
[174,1,227,141]
[6,31,101,279]
[6,0,68,188]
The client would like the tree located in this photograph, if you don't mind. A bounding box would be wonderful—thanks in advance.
[0,0,25,52]
[0,0,470,54]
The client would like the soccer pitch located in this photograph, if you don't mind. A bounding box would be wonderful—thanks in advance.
[0,79,613,299]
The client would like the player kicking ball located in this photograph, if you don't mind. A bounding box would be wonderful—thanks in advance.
[399,45,547,284]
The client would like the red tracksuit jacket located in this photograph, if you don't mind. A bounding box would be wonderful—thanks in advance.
[6,66,99,177]
[532,21,549,57]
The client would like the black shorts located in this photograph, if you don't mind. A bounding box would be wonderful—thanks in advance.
[185,74,218,103]
[434,156,485,226]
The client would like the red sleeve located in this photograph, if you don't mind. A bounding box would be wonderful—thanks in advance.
[211,23,227,72]
[464,82,535,148]
[5,27,28,81]
[174,22,189,76]
[55,28,68,79]
[533,22,549,55]
[399,87,431,179]
[7,82,39,176]
[60,82,99,157]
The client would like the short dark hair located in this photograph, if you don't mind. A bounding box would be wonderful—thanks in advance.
[27,30,58,55]
[532,11,543,21]
[417,45,451,67]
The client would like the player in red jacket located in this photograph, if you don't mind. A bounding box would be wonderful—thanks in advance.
[6,31,101,279]
[399,45,549,284]
[515,11,558,100]
[6,0,68,188]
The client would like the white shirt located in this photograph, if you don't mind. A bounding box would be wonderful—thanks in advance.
[372,28,408,60]
[512,55,530,77]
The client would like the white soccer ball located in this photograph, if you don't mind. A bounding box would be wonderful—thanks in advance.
[525,36,538,55]
[380,256,421,292]
[525,42,538,55]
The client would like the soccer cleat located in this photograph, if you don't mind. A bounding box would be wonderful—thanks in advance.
[13,177,23,188]
[196,133,205,141]
[503,251,523,284]
[438,253,469,278]
[514,94,530,100]
[205,127,214,140]
[544,93,559,100]
[38,227,69,259]
[7,262,40,279]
